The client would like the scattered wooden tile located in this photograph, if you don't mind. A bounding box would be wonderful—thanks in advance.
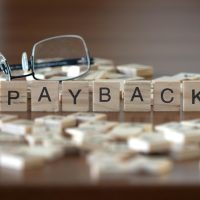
[79,120,118,133]
[0,114,18,126]
[1,119,34,135]
[67,112,107,124]
[0,146,44,170]
[117,63,153,77]
[170,144,200,161]
[128,132,171,153]
[156,122,200,144]
[107,122,152,140]
[34,115,76,133]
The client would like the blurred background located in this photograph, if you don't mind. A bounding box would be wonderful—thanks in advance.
[1,0,200,76]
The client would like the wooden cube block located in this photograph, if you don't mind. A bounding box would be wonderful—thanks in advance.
[124,80,151,112]
[31,81,59,112]
[153,81,180,111]
[93,81,120,112]
[183,81,200,111]
[0,81,27,112]
[62,81,89,111]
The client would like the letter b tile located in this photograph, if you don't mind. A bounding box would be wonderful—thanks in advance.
[93,81,120,112]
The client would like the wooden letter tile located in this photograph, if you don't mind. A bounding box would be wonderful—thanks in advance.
[183,81,200,111]
[0,81,27,112]
[31,81,59,112]
[153,81,180,111]
[124,80,151,112]
[93,81,120,112]
[62,81,89,112]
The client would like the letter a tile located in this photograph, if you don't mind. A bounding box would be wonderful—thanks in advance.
[31,81,59,112]
[0,81,27,112]
[124,80,151,112]
[93,81,120,112]
[183,81,200,111]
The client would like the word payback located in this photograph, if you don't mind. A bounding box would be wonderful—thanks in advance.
[0,80,200,112]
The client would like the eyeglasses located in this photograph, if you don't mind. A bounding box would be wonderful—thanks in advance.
[0,35,93,81]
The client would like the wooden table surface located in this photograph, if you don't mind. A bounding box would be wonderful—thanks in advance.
[1,0,200,199]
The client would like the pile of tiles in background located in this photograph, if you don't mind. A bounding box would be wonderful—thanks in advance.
[1,112,200,181]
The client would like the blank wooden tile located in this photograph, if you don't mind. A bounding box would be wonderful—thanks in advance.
[62,81,89,112]
[31,81,59,112]
[0,81,27,112]
[124,80,151,112]
[183,81,200,111]
[93,81,120,112]
[153,81,180,111]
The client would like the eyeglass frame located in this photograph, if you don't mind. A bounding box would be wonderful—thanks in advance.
[0,35,93,81]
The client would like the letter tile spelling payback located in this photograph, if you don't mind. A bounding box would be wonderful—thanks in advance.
[155,122,200,144]
[0,81,28,112]
[67,112,107,124]
[31,81,59,112]
[153,81,180,111]
[1,119,34,136]
[34,115,76,134]
[124,80,151,112]
[183,81,200,111]
[93,81,120,112]
[62,81,89,112]
[128,132,171,153]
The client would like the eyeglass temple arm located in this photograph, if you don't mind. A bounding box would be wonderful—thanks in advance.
[8,57,94,71]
